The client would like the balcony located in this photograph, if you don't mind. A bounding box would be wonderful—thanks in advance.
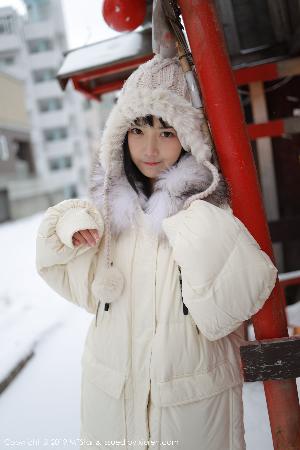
[38,110,69,129]
[44,139,73,158]
[7,167,77,201]
[24,21,55,40]
[47,167,77,190]
[33,80,63,98]
[29,50,63,70]
[0,34,21,52]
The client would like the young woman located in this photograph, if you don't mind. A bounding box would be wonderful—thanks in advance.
[36,55,277,450]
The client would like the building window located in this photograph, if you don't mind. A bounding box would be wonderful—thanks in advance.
[25,0,51,22]
[0,15,15,34]
[0,56,15,67]
[0,135,9,161]
[64,185,77,198]
[32,68,56,83]
[28,38,53,54]
[38,98,63,112]
[43,127,68,142]
[49,156,72,171]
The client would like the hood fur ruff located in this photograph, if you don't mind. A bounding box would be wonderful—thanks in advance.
[99,87,211,175]
[89,152,230,241]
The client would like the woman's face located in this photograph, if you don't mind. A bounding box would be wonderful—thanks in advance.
[127,116,182,180]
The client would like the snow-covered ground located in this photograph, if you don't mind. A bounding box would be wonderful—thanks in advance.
[0,212,299,450]
[0,305,91,448]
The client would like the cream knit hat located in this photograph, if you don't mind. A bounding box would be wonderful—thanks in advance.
[95,54,220,306]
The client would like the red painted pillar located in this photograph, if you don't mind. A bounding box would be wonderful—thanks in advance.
[177,0,300,448]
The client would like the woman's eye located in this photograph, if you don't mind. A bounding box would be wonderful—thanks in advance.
[129,128,142,135]
[161,131,175,138]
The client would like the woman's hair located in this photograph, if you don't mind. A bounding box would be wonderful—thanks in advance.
[122,115,187,198]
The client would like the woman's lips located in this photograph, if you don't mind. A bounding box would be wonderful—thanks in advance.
[144,162,159,166]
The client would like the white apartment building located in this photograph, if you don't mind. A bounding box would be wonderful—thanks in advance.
[0,1,103,220]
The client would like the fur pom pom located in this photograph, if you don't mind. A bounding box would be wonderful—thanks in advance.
[91,266,125,303]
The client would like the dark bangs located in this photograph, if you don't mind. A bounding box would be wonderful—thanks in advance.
[132,115,172,129]
[122,114,187,199]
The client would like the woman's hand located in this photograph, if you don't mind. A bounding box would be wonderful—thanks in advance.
[72,229,100,247]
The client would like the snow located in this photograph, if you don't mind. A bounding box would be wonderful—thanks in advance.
[0,212,299,449]
[0,212,92,449]
[0,307,91,448]
[57,29,150,79]
[0,213,71,383]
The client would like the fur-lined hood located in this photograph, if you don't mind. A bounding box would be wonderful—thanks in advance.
[88,54,230,253]
[89,152,230,240]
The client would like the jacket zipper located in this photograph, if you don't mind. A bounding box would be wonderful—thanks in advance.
[95,300,101,327]
[178,265,199,334]
[154,242,158,331]
[147,239,158,436]
[178,265,188,315]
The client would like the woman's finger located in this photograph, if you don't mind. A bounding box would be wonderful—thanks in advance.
[73,232,86,246]
[79,229,96,246]
[72,229,100,247]
[72,236,81,246]
[90,229,100,241]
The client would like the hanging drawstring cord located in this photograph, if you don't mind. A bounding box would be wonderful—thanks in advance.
[183,160,220,210]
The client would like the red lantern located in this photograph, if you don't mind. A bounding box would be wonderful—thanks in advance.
[102,0,147,32]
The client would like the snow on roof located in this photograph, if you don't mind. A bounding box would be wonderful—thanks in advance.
[57,28,152,80]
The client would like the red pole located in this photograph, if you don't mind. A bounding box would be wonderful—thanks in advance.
[177,0,300,448]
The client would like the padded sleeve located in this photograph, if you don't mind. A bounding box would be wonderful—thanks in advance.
[36,199,105,314]
[162,200,278,341]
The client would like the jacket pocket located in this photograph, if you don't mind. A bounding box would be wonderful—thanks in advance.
[150,359,243,407]
[81,348,127,399]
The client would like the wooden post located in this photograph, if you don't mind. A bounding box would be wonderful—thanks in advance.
[249,81,284,271]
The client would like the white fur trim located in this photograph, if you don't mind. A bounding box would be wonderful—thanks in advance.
[90,153,228,239]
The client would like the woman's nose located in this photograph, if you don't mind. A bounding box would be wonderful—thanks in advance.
[144,135,159,158]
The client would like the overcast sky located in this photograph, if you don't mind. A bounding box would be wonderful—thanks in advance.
[0,0,120,49]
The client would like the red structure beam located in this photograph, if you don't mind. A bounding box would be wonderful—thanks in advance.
[247,120,284,140]
[279,274,300,290]
[234,63,279,85]
[72,78,99,101]
[234,57,300,85]
[247,117,300,140]
[76,55,152,83]
[65,51,300,99]
[177,1,300,449]
[70,54,153,98]
[92,80,125,96]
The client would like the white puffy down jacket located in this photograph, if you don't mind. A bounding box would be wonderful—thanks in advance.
[36,197,277,449]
